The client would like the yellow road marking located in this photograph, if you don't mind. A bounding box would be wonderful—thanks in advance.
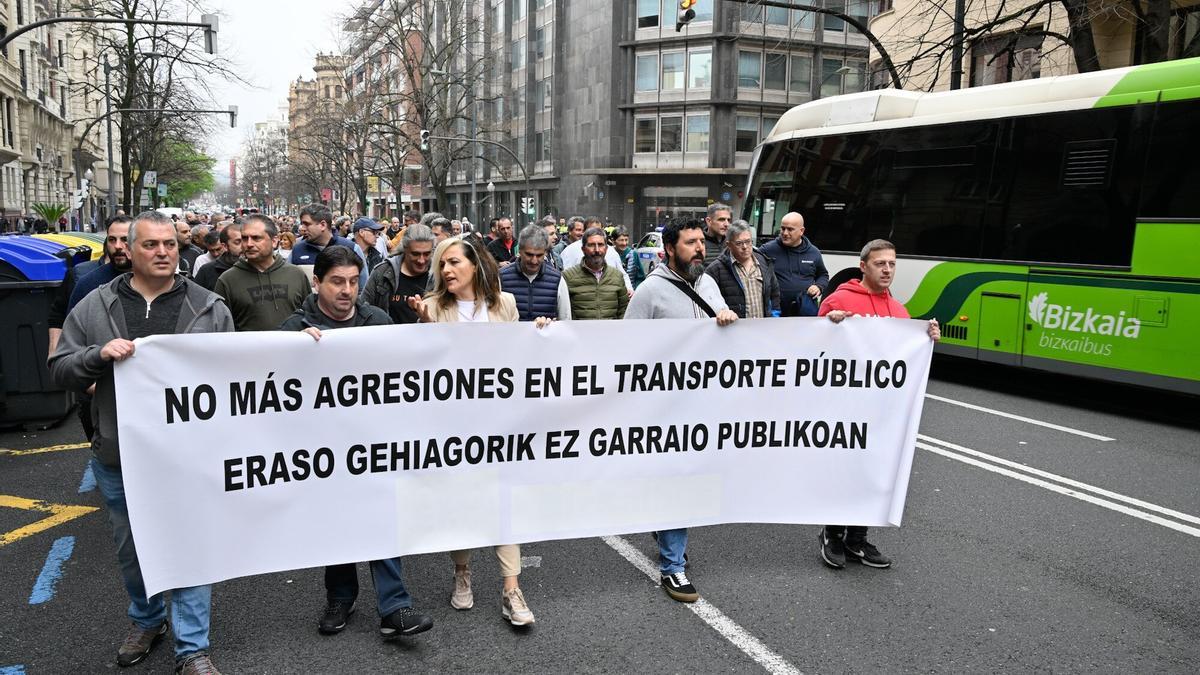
[0,494,99,547]
[0,442,89,457]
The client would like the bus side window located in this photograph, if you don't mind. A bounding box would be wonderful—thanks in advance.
[1140,98,1200,220]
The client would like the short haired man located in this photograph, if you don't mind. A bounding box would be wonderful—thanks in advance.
[362,224,435,324]
[291,203,356,265]
[552,217,585,258]
[215,215,311,331]
[50,211,234,675]
[430,218,453,244]
[450,219,462,236]
[174,220,201,276]
[192,231,223,273]
[623,217,738,603]
[387,216,402,238]
[759,211,829,317]
[499,224,562,321]
[403,211,420,227]
[194,224,244,292]
[705,220,780,318]
[557,227,628,320]
[559,220,633,292]
[539,216,563,269]
[702,203,733,267]
[486,216,516,266]
[278,246,434,641]
[817,239,940,570]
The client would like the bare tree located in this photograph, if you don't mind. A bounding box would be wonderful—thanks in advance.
[880,0,1198,91]
[70,0,248,210]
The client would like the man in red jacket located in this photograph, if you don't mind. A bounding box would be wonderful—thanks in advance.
[817,238,940,569]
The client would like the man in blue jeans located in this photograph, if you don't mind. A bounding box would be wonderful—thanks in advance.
[49,211,233,674]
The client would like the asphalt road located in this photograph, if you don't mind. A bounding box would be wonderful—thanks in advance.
[1,357,1197,674]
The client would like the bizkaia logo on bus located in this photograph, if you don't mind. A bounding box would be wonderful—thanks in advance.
[1028,292,1141,356]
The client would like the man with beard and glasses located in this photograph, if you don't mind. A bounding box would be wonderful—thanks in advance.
[557,227,627,320]
[622,217,739,605]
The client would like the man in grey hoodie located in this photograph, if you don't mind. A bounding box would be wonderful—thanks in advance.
[49,210,234,675]
[623,217,737,605]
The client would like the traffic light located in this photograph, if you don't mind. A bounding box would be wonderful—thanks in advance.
[420,129,430,151]
[521,196,534,215]
[676,0,697,32]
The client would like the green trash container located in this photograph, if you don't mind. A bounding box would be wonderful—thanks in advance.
[0,235,90,426]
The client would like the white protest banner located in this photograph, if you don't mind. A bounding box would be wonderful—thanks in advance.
[114,317,932,596]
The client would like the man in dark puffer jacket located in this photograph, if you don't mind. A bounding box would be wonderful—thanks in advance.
[499,224,561,321]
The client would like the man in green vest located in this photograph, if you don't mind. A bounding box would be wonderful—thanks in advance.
[556,227,628,320]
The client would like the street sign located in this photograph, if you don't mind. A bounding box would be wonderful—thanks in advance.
[320,188,332,202]
[597,190,605,200]
[157,183,168,197]
[140,188,151,204]
[722,191,732,201]
[142,171,158,188]
[367,176,381,194]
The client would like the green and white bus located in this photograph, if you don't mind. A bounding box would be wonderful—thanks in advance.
[744,57,1200,395]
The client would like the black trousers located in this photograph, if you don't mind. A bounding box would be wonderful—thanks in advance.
[824,525,869,544]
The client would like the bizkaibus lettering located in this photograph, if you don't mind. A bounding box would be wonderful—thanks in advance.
[1027,293,1141,339]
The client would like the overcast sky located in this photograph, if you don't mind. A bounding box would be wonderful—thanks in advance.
[205,0,346,183]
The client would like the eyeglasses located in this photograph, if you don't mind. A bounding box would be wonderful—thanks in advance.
[730,239,754,249]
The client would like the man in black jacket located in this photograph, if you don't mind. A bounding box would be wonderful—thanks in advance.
[705,220,780,319]
[759,211,828,316]
[193,224,242,291]
[278,246,433,641]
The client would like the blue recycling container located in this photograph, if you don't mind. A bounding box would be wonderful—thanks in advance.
[0,235,89,426]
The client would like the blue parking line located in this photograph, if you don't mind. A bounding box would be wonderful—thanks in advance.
[0,666,27,674]
[78,463,96,493]
[28,536,76,605]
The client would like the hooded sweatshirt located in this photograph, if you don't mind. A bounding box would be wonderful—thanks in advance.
[624,264,728,319]
[214,256,312,331]
[759,235,829,316]
[49,275,234,467]
[817,279,909,319]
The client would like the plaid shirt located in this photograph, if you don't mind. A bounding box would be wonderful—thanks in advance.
[733,258,764,318]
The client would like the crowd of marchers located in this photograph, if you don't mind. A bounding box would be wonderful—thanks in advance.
[46,202,939,674]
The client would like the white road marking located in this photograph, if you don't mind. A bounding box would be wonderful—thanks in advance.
[925,393,1114,441]
[917,438,1200,538]
[520,555,542,569]
[601,535,802,675]
[919,435,1200,526]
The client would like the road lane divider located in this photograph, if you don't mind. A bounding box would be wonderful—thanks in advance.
[0,495,99,548]
[917,435,1200,538]
[602,535,803,675]
[28,536,76,605]
[0,443,89,457]
[924,394,1114,441]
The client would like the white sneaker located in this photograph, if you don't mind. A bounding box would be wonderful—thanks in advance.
[501,587,535,626]
[451,567,473,610]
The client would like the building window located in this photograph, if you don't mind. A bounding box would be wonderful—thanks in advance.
[825,0,846,32]
[512,38,525,70]
[762,116,780,139]
[790,55,812,93]
[660,115,682,152]
[637,0,659,28]
[971,33,1043,86]
[515,85,526,115]
[688,50,712,89]
[765,52,787,90]
[514,0,525,20]
[693,0,714,21]
[538,77,552,109]
[662,52,685,90]
[635,118,657,152]
[766,6,789,26]
[535,28,545,60]
[793,9,815,30]
[736,115,759,152]
[686,114,709,152]
[636,54,659,91]
[821,58,845,97]
[738,51,761,88]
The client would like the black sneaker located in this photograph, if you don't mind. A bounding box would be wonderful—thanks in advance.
[819,531,846,569]
[661,572,699,603]
[379,607,433,639]
[845,539,892,568]
[318,601,354,635]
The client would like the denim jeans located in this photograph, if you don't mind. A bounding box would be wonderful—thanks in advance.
[656,528,688,575]
[325,557,413,617]
[90,458,211,660]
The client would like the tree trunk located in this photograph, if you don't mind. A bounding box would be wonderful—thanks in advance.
[1138,0,1172,64]
[1061,0,1102,72]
